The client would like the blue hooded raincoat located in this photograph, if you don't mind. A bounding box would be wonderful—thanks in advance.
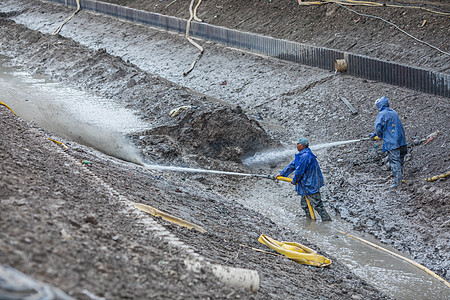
[279,147,324,196]
[374,96,406,152]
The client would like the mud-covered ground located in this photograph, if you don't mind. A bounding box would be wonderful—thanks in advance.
[0,0,449,299]
[104,0,450,73]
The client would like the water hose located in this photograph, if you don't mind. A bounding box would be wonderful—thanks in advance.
[258,234,331,267]
[425,171,450,182]
[183,0,204,76]
[340,230,450,288]
[52,0,81,35]
[304,196,316,220]
[133,202,207,233]
[185,259,259,293]
[48,138,68,151]
[0,101,17,115]
[275,176,316,220]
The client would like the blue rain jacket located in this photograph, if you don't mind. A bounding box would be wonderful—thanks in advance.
[279,147,324,196]
[374,97,406,152]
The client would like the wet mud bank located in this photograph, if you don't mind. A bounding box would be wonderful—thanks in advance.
[101,0,450,74]
[0,11,388,300]
[0,0,449,298]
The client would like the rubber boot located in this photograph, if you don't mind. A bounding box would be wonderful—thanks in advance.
[303,209,312,219]
[390,171,402,188]
[318,210,332,222]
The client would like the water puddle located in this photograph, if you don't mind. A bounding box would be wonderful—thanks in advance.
[236,185,449,300]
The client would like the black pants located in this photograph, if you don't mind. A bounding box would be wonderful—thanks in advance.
[301,192,331,221]
[387,145,407,184]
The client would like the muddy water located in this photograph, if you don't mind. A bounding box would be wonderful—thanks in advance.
[0,58,147,163]
[236,177,449,300]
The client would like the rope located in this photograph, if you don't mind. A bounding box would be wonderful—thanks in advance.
[183,0,204,76]
[52,0,81,35]
[298,0,450,16]
[335,3,450,57]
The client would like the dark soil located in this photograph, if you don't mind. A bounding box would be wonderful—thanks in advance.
[0,14,388,300]
[0,0,449,299]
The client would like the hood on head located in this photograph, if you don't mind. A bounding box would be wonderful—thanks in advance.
[375,96,389,111]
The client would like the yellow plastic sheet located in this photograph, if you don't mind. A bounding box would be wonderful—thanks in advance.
[258,235,331,267]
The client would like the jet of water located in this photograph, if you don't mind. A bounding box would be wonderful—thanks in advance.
[243,138,367,166]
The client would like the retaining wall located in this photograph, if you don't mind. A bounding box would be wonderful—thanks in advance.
[46,0,449,98]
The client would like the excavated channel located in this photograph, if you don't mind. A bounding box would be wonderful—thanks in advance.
[230,178,450,299]
[1,1,448,298]
[1,58,448,299]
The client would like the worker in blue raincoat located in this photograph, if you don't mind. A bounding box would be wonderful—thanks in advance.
[369,96,407,188]
[277,138,332,221]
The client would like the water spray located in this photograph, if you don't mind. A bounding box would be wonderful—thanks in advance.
[142,138,373,179]
[243,137,372,166]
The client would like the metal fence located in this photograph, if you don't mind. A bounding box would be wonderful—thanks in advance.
[46,0,449,98]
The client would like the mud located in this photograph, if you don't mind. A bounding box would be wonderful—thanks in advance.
[102,0,450,73]
[0,0,449,299]
[131,104,279,167]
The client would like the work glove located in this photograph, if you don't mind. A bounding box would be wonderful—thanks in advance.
[368,133,376,140]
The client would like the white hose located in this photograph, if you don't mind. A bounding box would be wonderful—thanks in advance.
[52,0,81,35]
[184,0,204,76]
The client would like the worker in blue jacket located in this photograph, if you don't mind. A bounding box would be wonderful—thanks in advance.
[277,138,332,221]
[369,96,407,188]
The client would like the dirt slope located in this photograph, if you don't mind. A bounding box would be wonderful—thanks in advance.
[0,15,389,300]
[0,0,449,299]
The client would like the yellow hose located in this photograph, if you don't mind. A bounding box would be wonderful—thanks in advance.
[304,196,316,220]
[258,234,332,267]
[0,101,17,115]
[276,176,316,220]
[133,202,207,233]
[340,230,450,288]
[275,176,293,183]
[47,138,69,151]
[425,171,450,182]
